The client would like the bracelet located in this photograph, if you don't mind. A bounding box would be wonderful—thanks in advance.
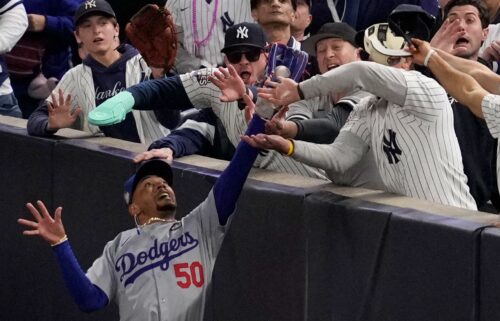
[51,234,68,247]
[286,139,295,156]
[297,84,305,100]
[424,49,436,67]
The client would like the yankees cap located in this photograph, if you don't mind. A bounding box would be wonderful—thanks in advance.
[74,0,116,26]
[124,159,173,204]
[221,22,267,53]
[302,22,357,56]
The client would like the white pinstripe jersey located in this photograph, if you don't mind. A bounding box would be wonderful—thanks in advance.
[166,0,253,68]
[481,94,500,196]
[297,61,477,210]
[46,54,170,145]
[87,191,225,321]
[179,67,328,180]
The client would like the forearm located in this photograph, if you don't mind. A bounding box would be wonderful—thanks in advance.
[53,241,108,312]
[300,61,407,106]
[27,103,57,136]
[292,130,368,174]
[213,115,264,225]
[128,75,194,111]
[428,51,489,118]
[148,127,213,158]
[293,118,340,143]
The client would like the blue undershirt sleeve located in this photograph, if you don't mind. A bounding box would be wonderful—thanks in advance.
[52,241,109,312]
[127,75,194,111]
[213,114,265,225]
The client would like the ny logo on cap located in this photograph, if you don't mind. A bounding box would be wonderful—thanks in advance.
[236,26,249,39]
[85,0,97,9]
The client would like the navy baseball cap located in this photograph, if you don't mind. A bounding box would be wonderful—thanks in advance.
[124,159,173,204]
[221,22,267,53]
[302,22,358,56]
[74,0,116,26]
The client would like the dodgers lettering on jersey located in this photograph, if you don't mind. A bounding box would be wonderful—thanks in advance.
[115,232,199,286]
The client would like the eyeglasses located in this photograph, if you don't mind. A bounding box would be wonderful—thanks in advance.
[226,48,262,64]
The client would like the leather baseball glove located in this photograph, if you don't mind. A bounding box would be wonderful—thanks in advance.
[125,4,178,71]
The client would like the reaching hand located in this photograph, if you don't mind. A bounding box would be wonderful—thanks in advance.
[134,148,174,163]
[258,77,301,107]
[430,18,465,56]
[47,89,82,131]
[18,201,67,246]
[265,105,290,136]
[408,38,433,66]
[208,65,247,102]
[481,40,500,63]
[240,133,290,154]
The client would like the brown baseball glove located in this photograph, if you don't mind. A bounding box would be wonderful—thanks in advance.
[125,4,178,71]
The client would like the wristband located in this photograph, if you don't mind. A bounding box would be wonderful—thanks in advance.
[51,234,68,247]
[424,49,436,67]
[297,84,305,100]
[286,139,295,156]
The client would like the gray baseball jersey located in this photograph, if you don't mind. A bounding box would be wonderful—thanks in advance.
[179,67,328,180]
[87,190,224,321]
[293,61,477,210]
[481,94,500,195]
[166,0,253,70]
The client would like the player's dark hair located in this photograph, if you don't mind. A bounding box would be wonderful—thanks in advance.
[251,0,297,11]
[443,0,490,28]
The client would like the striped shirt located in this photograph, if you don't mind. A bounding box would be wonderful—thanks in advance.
[179,67,328,180]
[166,0,253,70]
[294,61,476,210]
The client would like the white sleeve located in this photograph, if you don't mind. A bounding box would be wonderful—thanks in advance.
[286,99,315,120]
[292,129,369,174]
[300,61,408,106]
[0,1,28,54]
[179,68,222,109]
[482,94,500,139]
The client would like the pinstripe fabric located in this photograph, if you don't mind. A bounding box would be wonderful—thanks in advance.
[297,61,476,210]
[481,94,500,196]
[179,68,328,179]
[166,0,253,68]
[46,54,170,145]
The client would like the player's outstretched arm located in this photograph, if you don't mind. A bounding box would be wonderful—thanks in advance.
[18,201,108,312]
[213,95,264,226]
[410,38,490,118]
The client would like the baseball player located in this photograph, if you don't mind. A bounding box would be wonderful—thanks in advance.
[243,23,477,210]
[26,0,180,145]
[166,0,253,73]
[17,97,265,321]
[90,22,327,180]
[409,38,500,197]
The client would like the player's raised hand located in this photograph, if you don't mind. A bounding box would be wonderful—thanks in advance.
[258,77,301,107]
[47,89,82,131]
[241,133,290,154]
[209,65,247,102]
[134,148,174,164]
[408,38,433,66]
[18,201,67,246]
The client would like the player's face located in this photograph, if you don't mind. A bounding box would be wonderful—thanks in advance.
[315,38,361,74]
[132,175,177,216]
[224,48,267,85]
[251,0,295,27]
[75,15,119,57]
[446,5,487,59]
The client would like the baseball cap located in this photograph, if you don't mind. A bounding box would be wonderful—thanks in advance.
[221,22,267,53]
[302,22,357,56]
[124,159,173,204]
[74,0,116,26]
[354,23,410,65]
[388,4,436,43]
